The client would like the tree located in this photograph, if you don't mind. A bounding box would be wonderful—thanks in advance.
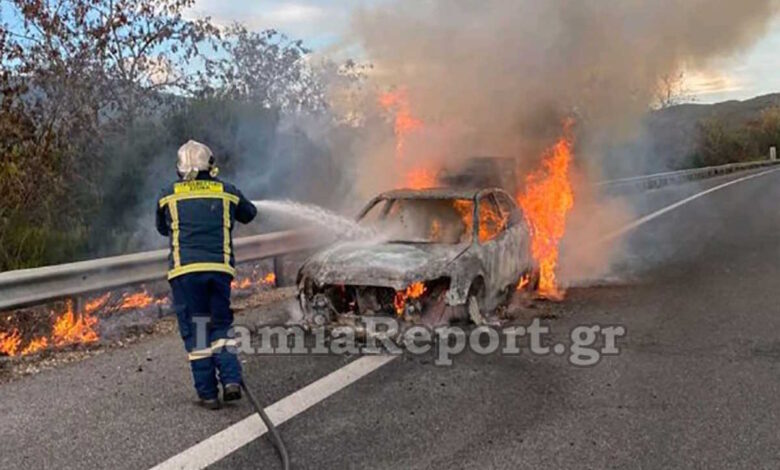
[5,0,220,123]
[747,106,780,157]
[691,118,751,167]
[197,26,329,113]
[0,0,218,269]
[654,71,695,110]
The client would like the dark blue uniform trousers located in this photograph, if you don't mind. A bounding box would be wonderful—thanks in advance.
[170,272,242,400]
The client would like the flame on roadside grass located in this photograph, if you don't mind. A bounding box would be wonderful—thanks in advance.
[20,337,48,356]
[85,293,111,313]
[0,287,171,357]
[231,272,276,290]
[0,329,22,356]
[51,301,99,347]
[517,121,575,299]
[394,282,427,315]
[120,292,158,310]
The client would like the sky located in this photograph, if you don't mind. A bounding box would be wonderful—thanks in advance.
[185,0,369,51]
[685,16,780,103]
[187,0,780,105]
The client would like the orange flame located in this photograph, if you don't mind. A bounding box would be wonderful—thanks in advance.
[394,282,427,315]
[231,272,277,290]
[453,200,475,240]
[406,167,437,189]
[119,292,156,310]
[0,329,22,356]
[516,273,531,291]
[20,337,48,356]
[84,292,111,313]
[378,88,423,156]
[51,300,99,347]
[378,88,437,188]
[0,288,171,357]
[517,121,575,299]
[478,200,509,243]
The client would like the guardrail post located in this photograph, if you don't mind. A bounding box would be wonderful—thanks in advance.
[771,146,777,161]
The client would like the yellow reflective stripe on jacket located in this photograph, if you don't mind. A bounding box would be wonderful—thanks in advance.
[158,191,239,208]
[168,262,236,280]
[158,181,239,279]
[169,201,181,268]
[222,198,232,265]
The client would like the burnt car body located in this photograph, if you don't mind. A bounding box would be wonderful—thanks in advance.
[296,188,538,326]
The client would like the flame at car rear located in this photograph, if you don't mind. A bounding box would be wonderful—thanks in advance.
[517,121,575,299]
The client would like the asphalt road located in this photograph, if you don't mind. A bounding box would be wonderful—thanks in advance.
[2,169,780,469]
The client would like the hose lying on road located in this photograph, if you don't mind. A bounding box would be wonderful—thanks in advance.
[241,380,291,470]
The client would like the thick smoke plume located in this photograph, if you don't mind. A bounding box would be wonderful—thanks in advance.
[351,0,777,175]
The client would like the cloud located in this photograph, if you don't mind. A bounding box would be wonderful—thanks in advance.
[187,1,347,42]
[686,70,744,96]
[263,3,326,25]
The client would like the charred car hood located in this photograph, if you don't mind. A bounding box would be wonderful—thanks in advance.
[300,241,467,289]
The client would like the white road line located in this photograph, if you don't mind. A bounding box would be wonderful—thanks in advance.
[601,167,780,242]
[150,355,397,470]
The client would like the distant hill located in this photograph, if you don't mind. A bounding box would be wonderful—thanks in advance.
[604,93,780,177]
[651,93,780,159]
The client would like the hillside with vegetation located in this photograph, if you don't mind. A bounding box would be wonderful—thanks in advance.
[606,94,780,177]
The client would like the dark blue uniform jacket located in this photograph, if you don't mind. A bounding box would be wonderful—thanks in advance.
[156,173,257,280]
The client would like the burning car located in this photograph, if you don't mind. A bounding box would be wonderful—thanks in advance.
[296,187,538,327]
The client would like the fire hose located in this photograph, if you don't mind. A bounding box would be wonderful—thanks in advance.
[240,380,291,470]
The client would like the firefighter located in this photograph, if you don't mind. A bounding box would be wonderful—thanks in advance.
[156,140,257,409]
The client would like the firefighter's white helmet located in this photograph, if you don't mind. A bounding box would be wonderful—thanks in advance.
[177,140,218,180]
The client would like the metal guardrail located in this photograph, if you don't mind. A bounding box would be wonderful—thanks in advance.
[2,159,779,312]
[0,229,320,311]
[598,159,780,192]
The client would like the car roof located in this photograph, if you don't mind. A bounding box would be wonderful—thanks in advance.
[378,187,506,200]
